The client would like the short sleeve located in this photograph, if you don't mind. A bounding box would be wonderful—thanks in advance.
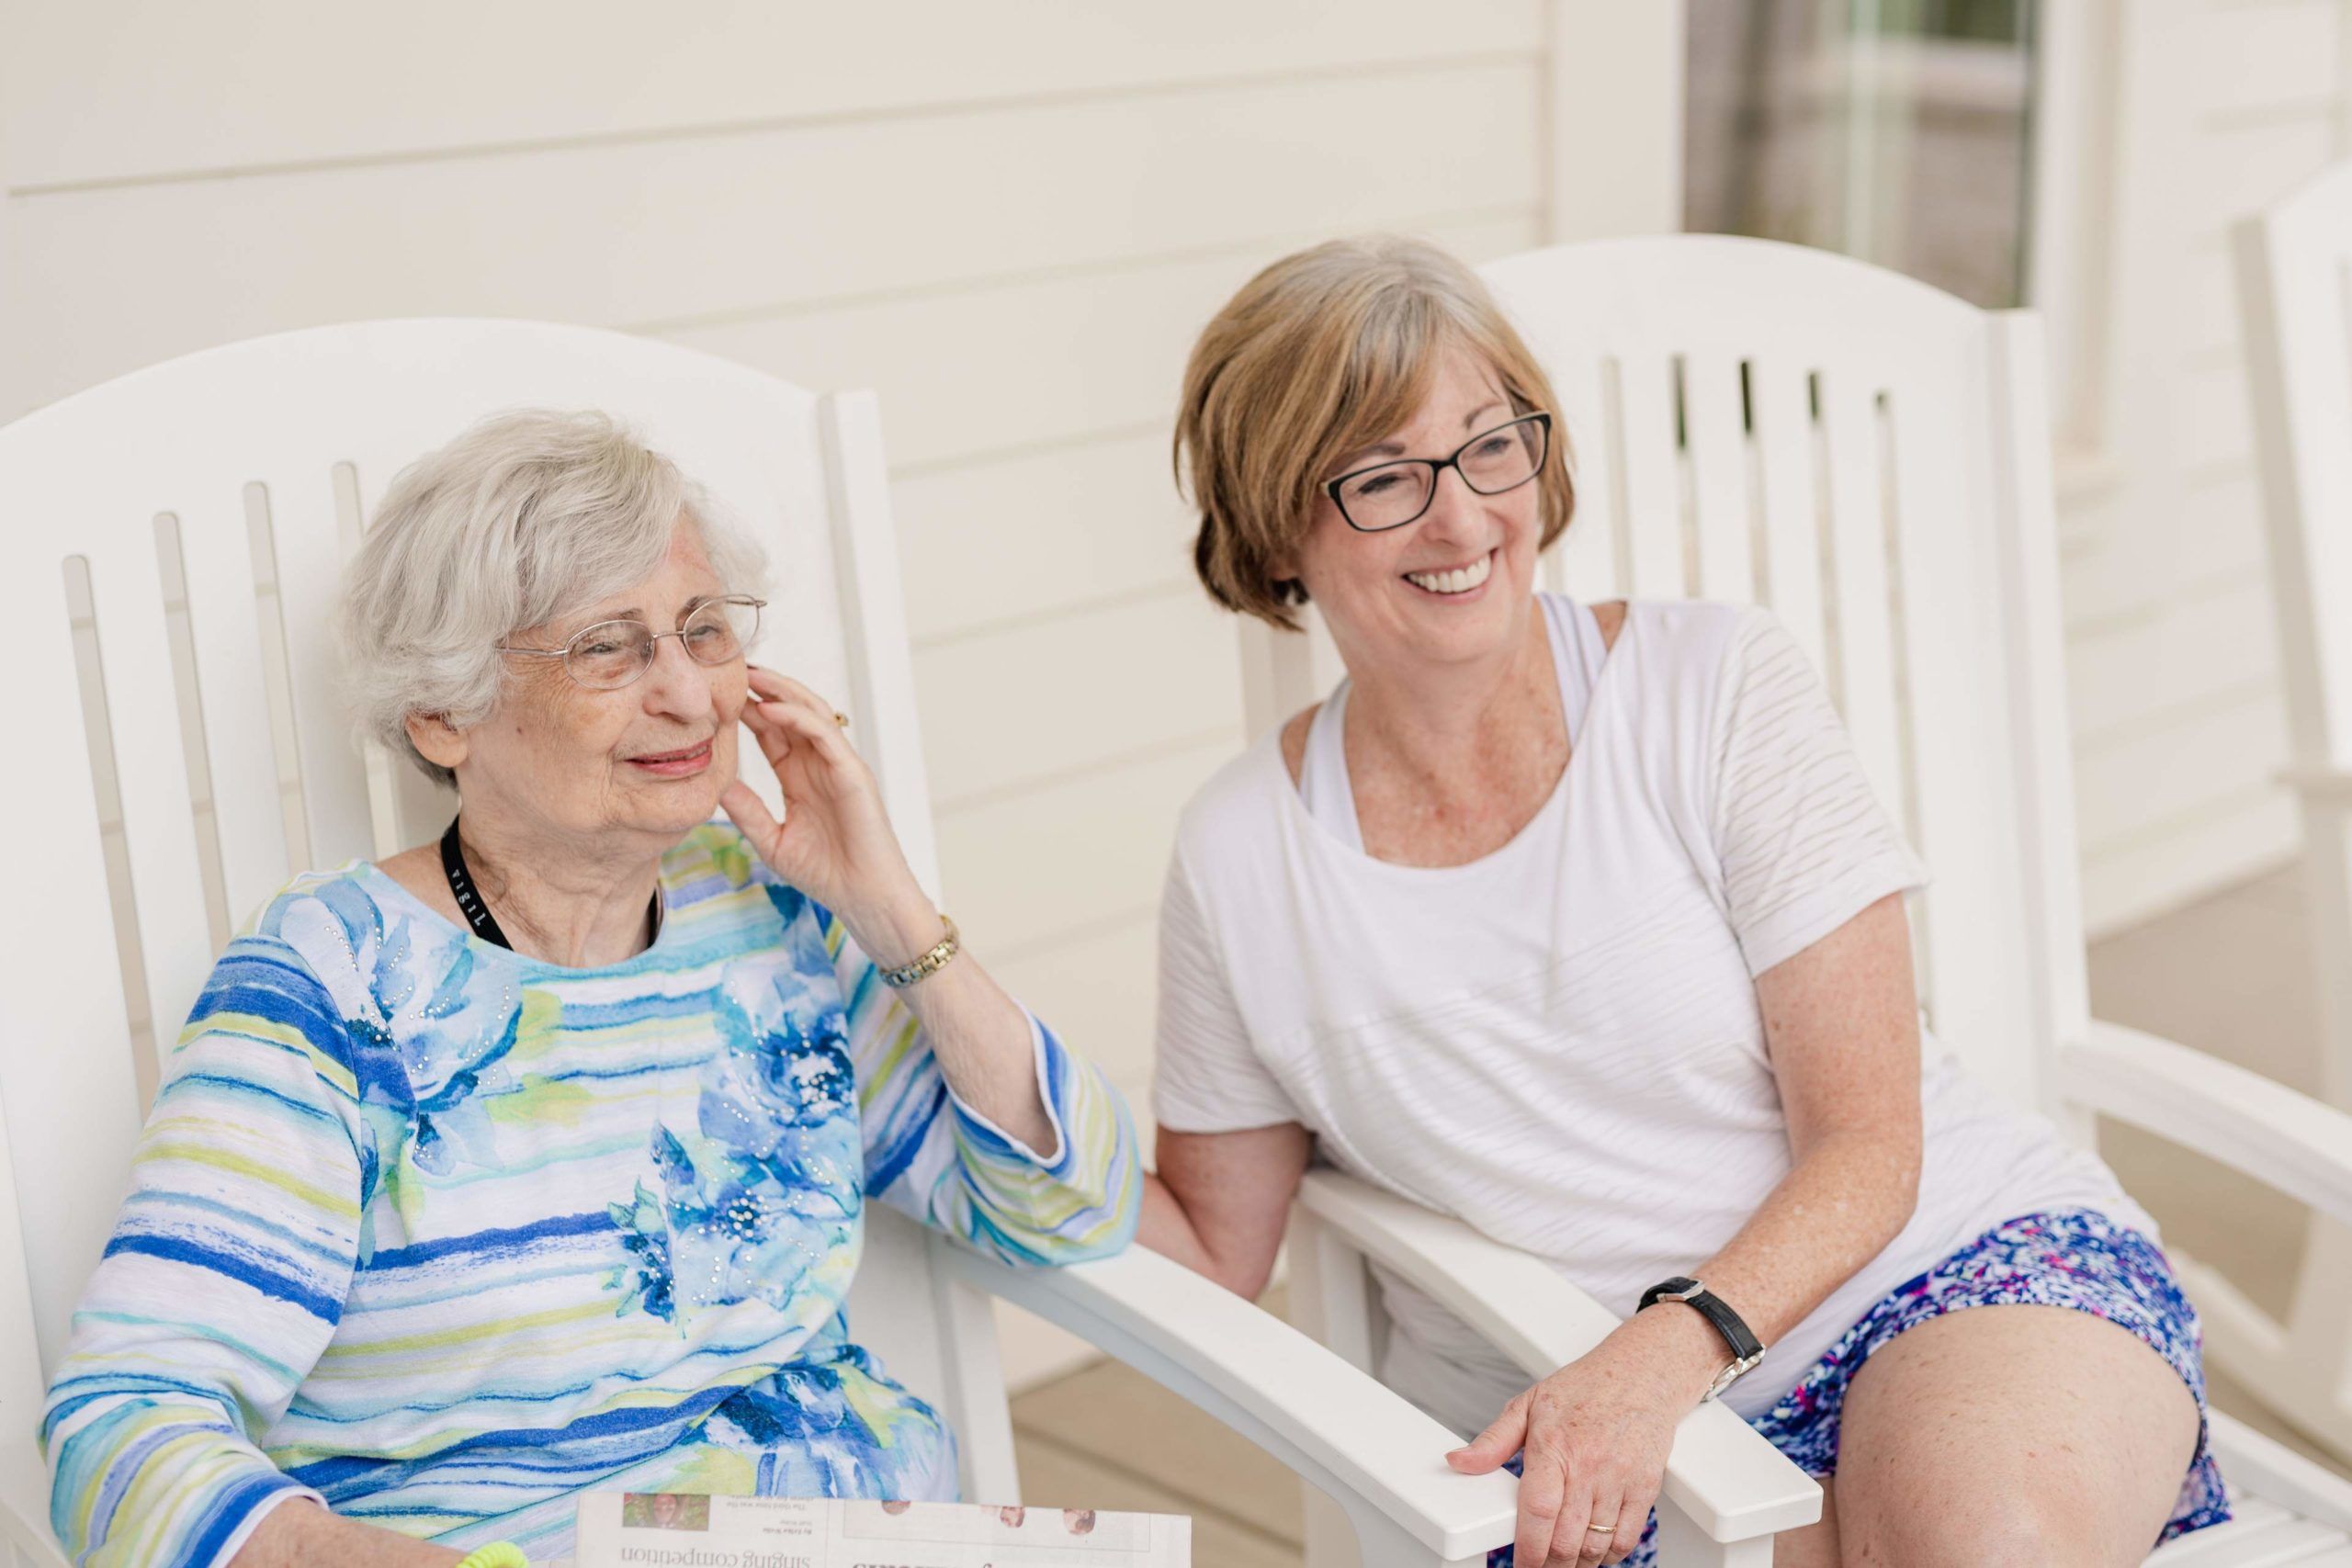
[1149,851,1302,1134]
[1709,610,1929,976]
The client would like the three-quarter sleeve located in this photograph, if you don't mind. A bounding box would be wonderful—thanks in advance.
[42,938,367,1568]
[1707,608,1930,977]
[819,908,1138,1267]
[1149,850,1300,1134]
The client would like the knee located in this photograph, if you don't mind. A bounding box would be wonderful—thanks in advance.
[1852,1498,2082,1568]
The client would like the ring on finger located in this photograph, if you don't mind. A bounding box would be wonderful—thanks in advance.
[1584,1523,1614,1536]
[832,711,849,728]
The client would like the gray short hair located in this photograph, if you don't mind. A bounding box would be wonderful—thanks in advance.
[342,410,766,787]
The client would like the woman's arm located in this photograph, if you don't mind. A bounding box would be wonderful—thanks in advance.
[839,894,1058,1154]
[1659,891,1924,1348]
[42,934,371,1568]
[1142,1123,1313,1299]
[1448,893,1923,1564]
[231,1502,464,1567]
[724,669,1054,1149]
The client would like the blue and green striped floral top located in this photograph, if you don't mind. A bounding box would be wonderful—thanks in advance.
[41,824,1139,1568]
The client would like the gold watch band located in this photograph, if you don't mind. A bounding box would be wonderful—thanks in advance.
[877,915,960,988]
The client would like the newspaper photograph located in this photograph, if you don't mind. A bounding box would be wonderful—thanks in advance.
[572,1493,1192,1568]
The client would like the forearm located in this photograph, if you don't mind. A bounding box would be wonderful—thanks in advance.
[1141,1128,1306,1301]
[847,894,1057,1153]
[1622,1128,1920,1393]
[232,1501,463,1568]
[1138,1173,1227,1284]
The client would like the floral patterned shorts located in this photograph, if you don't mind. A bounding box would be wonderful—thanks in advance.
[1488,1209,2226,1567]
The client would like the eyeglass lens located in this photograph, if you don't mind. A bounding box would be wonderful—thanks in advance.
[567,597,761,689]
[1334,417,1546,531]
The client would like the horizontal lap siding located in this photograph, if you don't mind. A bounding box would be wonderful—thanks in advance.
[0,11,1548,1200]
[2063,0,2346,933]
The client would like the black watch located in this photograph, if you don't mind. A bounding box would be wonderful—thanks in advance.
[1637,1277,1766,1400]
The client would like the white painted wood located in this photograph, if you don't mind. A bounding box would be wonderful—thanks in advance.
[934,739,1227,966]
[1255,234,2352,1558]
[655,209,1545,477]
[0,63,1543,423]
[1476,236,2048,1105]
[0,1,1545,192]
[2234,151,2352,1465]
[913,591,1243,810]
[1294,1171,1822,1547]
[1543,0,1685,243]
[2030,0,2351,933]
[821,391,941,903]
[0,319,1549,1564]
[944,1239,1511,1565]
[891,434,1197,646]
[2062,1021,2352,1227]
[2027,0,2121,456]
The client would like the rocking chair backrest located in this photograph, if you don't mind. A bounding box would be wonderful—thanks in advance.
[0,320,1008,1533]
[1248,236,2088,1119]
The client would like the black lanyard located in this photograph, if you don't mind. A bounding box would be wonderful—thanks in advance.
[438,817,660,953]
[439,817,514,948]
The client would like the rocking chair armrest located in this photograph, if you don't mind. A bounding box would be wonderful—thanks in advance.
[1294,1169,1823,1542]
[938,1239,1521,1562]
[2062,1018,2352,1229]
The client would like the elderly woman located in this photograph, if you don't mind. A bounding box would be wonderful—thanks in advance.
[41,412,1138,1568]
[1138,237,2221,1568]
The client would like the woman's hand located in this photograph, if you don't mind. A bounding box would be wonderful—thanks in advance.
[1445,1307,1725,1565]
[721,667,933,951]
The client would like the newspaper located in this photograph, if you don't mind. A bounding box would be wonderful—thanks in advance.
[572,1493,1191,1568]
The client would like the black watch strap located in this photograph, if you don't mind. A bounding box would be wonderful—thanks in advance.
[1638,1276,1766,1399]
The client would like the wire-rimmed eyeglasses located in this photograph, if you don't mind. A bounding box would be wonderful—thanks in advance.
[497,593,765,691]
[1324,412,1552,533]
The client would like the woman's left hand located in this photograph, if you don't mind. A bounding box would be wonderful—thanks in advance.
[1446,1312,1716,1565]
[721,667,927,938]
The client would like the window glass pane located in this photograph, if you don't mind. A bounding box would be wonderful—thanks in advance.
[1685,0,2037,308]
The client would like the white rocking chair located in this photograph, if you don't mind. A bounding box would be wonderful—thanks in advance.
[1247,236,2352,1565]
[2234,157,2352,1472]
[0,321,1526,1567]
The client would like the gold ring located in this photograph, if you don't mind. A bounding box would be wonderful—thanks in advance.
[832,711,849,728]
[1585,1524,1615,1536]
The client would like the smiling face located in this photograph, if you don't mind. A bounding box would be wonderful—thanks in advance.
[410,521,748,857]
[1283,347,1543,686]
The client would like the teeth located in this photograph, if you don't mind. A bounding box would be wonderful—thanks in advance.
[1406,554,1493,595]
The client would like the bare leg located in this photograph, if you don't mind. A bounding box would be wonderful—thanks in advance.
[1829,1304,2199,1566]
[1772,1478,1839,1568]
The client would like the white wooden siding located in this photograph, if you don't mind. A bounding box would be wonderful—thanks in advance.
[2040,0,2352,933]
[2,1,1690,1386]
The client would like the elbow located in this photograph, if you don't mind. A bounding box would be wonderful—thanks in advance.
[1882,1134,1924,1242]
[1216,1254,1278,1303]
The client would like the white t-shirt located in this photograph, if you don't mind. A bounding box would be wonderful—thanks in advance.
[1152,596,2150,1431]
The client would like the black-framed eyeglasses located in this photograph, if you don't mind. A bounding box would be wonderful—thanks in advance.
[497,593,765,691]
[1323,412,1552,533]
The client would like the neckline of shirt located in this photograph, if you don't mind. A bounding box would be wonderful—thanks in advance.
[347,852,689,978]
[1264,596,1635,883]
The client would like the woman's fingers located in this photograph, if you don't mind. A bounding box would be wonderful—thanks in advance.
[1600,1493,1649,1566]
[1574,1487,1623,1564]
[1446,1393,1528,1473]
[748,668,849,734]
[1539,1464,1597,1568]
[744,686,861,775]
[1510,1448,1566,1566]
[718,780,785,859]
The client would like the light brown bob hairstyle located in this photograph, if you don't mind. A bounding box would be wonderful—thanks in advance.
[1174,234,1574,630]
